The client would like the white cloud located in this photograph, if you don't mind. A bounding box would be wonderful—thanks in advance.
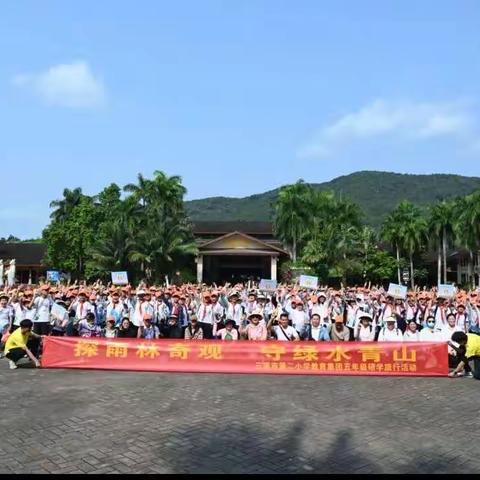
[12,61,106,109]
[299,99,477,158]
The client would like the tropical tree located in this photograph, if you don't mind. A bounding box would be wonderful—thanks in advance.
[86,210,131,279]
[44,170,197,282]
[454,192,480,288]
[429,200,455,284]
[43,196,99,277]
[381,201,428,287]
[273,180,312,262]
[123,173,152,207]
[49,187,84,222]
[380,209,404,284]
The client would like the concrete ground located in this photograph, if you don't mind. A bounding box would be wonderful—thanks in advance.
[0,361,478,474]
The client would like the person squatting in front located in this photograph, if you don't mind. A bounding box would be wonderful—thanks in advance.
[4,319,41,369]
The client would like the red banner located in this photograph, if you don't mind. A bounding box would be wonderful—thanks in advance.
[41,337,448,376]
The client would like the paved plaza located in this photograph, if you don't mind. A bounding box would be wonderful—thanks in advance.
[0,361,478,474]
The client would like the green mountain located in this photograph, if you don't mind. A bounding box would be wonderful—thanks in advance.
[186,171,480,228]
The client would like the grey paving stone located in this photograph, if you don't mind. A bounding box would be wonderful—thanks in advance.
[0,360,479,474]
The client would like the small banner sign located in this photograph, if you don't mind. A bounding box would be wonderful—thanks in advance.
[299,275,319,289]
[46,271,61,283]
[437,284,456,299]
[41,337,448,377]
[387,283,407,299]
[259,279,277,291]
[111,271,129,286]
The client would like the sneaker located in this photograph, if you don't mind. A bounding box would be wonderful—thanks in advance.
[8,360,17,370]
[464,372,474,378]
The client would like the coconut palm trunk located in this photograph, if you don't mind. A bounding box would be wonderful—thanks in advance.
[469,250,474,288]
[292,234,297,263]
[437,247,441,286]
[442,226,447,283]
[410,253,415,289]
[396,244,401,284]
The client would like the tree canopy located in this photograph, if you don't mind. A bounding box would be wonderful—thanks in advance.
[43,172,197,282]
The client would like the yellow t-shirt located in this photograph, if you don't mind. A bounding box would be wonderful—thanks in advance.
[466,333,480,358]
[4,328,31,355]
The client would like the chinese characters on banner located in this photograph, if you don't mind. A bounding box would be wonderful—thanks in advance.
[41,338,448,376]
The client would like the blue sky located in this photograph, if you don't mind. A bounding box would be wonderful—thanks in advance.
[1,0,480,238]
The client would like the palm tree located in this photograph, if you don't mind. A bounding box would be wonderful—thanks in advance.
[88,205,132,275]
[124,173,152,207]
[358,226,376,281]
[381,201,428,287]
[455,192,480,288]
[273,180,312,262]
[49,187,83,222]
[333,196,362,228]
[429,200,455,284]
[402,216,428,289]
[128,217,197,282]
[381,210,404,284]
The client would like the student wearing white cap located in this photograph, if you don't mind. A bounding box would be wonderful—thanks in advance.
[377,316,403,342]
[355,313,375,341]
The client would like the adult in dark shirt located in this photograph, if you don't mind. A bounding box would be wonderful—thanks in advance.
[117,318,137,338]
[160,314,184,339]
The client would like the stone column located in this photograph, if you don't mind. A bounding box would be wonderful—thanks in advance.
[196,255,203,283]
[270,256,277,281]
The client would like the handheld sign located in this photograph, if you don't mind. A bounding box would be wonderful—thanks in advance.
[111,271,129,286]
[299,275,318,289]
[437,284,456,299]
[259,279,277,292]
[46,270,60,283]
[387,283,407,299]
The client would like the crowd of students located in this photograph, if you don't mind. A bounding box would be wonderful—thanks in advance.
[1,281,480,376]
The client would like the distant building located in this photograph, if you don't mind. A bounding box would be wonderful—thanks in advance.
[193,222,288,283]
[0,242,47,284]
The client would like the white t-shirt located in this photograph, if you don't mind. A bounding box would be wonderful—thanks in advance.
[226,303,244,325]
[106,302,126,324]
[273,325,299,341]
[419,328,443,342]
[290,309,308,333]
[131,300,154,327]
[13,303,35,326]
[403,330,421,342]
[197,303,214,325]
[311,303,329,321]
[33,296,52,323]
[437,324,461,343]
[357,324,375,341]
[0,306,12,332]
[71,300,94,321]
[346,305,358,329]
[378,327,403,342]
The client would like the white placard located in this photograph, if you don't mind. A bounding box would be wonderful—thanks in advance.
[111,271,129,286]
[387,283,407,299]
[299,275,318,289]
[46,270,60,283]
[259,279,277,291]
[437,284,456,299]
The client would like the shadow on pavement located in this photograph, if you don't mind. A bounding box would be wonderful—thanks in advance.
[163,421,471,474]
